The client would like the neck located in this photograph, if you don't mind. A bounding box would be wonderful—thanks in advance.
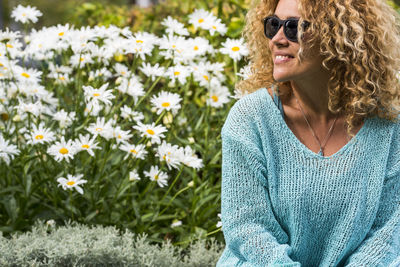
[288,72,339,125]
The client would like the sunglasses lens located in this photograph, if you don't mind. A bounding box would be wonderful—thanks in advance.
[264,17,280,39]
[284,20,298,41]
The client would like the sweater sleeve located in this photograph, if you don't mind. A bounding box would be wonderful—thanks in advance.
[220,101,301,267]
[344,125,400,267]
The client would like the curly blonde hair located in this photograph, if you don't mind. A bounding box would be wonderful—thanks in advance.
[238,0,400,137]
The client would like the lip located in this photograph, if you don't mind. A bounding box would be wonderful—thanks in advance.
[273,52,295,64]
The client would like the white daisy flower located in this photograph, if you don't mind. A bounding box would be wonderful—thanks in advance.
[132,122,168,145]
[158,34,187,55]
[88,68,113,81]
[129,169,141,181]
[0,28,21,42]
[74,134,101,157]
[117,77,145,103]
[139,63,165,82]
[161,16,189,36]
[112,126,132,144]
[144,165,168,188]
[177,145,203,169]
[150,91,182,115]
[120,105,144,123]
[47,137,77,163]
[155,141,182,170]
[25,122,56,145]
[83,83,115,107]
[14,99,44,117]
[165,65,190,85]
[123,32,159,60]
[188,9,214,30]
[53,110,76,128]
[87,117,114,140]
[0,134,20,165]
[207,86,231,108]
[84,100,103,117]
[69,53,94,67]
[119,143,147,160]
[57,174,87,195]
[206,17,227,36]
[11,5,42,24]
[15,67,42,84]
[187,37,212,57]
[114,63,131,78]
[48,72,71,85]
[237,64,253,80]
[171,219,182,228]
[220,38,249,61]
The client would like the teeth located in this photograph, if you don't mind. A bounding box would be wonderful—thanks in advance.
[276,55,292,60]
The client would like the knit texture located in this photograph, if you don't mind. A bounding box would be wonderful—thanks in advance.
[217,88,400,267]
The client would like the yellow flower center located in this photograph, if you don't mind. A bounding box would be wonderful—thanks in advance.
[38,44,42,48]
[194,46,199,51]
[136,40,143,43]
[146,129,155,135]
[96,128,102,132]
[174,71,180,76]
[198,18,204,23]
[154,175,159,180]
[6,44,13,48]
[212,95,219,102]
[212,26,217,29]
[172,45,176,48]
[59,148,69,154]
[67,181,75,186]
[232,46,240,52]
[80,57,84,62]
[203,75,209,81]
[121,71,126,75]
[82,144,90,149]
[93,93,100,97]
[22,13,26,17]
[21,72,30,78]
[162,102,170,107]
[117,134,122,139]
[59,76,65,81]
[35,135,44,140]
[130,149,138,154]
[58,32,65,36]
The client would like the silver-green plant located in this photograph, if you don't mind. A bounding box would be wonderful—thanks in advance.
[0,220,224,266]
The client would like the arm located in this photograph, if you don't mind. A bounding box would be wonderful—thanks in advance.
[220,118,301,267]
[344,142,400,266]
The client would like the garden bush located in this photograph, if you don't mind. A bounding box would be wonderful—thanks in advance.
[0,220,224,266]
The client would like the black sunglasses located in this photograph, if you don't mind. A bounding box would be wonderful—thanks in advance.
[263,16,310,42]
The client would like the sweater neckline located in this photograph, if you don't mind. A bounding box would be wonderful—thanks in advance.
[262,87,371,159]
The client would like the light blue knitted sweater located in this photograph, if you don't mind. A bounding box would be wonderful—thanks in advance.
[217,88,400,267]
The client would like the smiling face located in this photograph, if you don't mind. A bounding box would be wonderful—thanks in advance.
[269,0,325,83]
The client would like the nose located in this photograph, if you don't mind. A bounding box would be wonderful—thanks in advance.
[270,26,289,46]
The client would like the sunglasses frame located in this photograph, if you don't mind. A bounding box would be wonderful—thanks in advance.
[263,15,310,42]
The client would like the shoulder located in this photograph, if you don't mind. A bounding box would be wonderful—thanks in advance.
[222,87,271,139]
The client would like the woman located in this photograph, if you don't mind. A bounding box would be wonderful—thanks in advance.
[217,0,400,266]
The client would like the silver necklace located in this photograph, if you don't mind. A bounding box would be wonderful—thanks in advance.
[294,95,338,156]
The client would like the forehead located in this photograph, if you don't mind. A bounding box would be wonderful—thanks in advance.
[275,0,300,19]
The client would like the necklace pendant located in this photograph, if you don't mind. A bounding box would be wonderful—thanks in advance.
[318,149,323,156]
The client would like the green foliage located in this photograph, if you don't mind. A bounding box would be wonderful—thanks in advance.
[71,2,131,28]
[0,221,224,266]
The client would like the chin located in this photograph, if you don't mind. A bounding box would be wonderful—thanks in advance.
[273,73,292,83]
